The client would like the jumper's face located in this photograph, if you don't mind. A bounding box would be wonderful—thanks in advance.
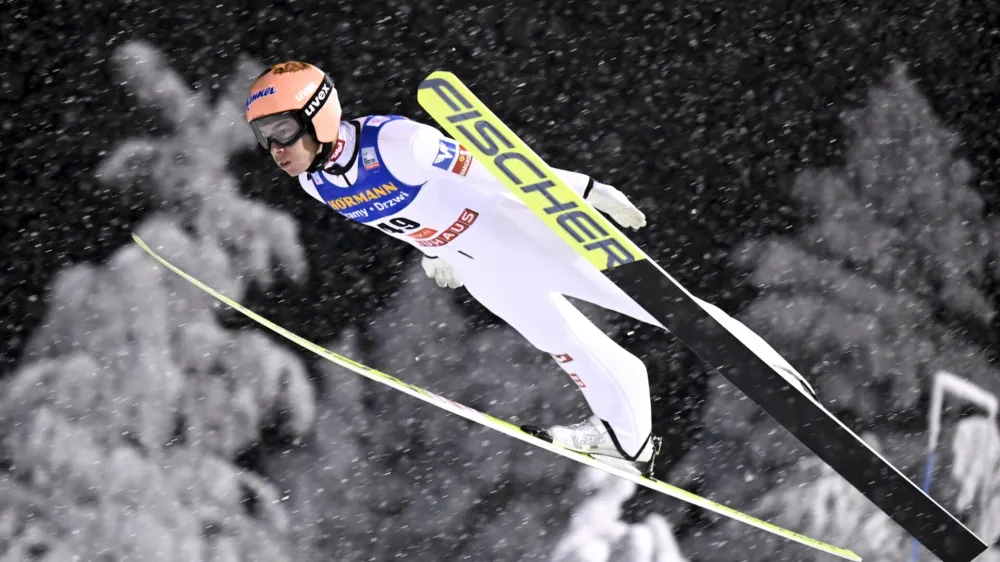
[269,133,319,176]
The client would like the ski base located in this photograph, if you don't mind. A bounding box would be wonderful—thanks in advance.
[609,259,989,562]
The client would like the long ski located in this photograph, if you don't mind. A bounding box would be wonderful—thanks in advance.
[132,233,860,561]
[416,71,988,562]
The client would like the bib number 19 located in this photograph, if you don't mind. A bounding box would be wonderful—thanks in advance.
[376,217,420,235]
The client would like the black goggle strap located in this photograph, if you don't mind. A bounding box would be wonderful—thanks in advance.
[301,74,335,120]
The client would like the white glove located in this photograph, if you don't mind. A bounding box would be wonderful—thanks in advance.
[421,256,463,288]
[586,182,647,229]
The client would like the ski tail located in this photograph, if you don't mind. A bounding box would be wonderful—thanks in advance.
[132,233,861,562]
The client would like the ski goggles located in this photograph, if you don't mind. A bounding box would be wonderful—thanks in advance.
[250,111,309,150]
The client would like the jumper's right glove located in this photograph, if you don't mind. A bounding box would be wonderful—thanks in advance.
[586,182,647,230]
[421,256,463,289]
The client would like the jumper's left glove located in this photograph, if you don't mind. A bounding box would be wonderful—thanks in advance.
[586,182,647,229]
[421,255,463,289]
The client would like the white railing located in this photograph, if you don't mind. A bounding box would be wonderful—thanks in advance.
[911,370,998,562]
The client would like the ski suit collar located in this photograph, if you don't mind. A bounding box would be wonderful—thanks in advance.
[320,119,361,175]
[305,120,359,174]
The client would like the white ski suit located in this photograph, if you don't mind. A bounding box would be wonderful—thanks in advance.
[298,114,804,457]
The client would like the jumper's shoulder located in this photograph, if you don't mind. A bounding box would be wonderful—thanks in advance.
[368,116,446,184]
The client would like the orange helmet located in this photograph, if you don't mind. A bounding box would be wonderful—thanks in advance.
[245,61,342,150]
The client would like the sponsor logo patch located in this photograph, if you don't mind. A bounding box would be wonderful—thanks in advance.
[408,227,438,240]
[246,86,275,110]
[432,139,459,171]
[329,139,346,162]
[295,81,318,102]
[328,182,400,210]
[450,146,472,176]
[361,146,380,170]
[416,209,479,247]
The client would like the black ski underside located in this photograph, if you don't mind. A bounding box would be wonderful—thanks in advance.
[606,259,988,562]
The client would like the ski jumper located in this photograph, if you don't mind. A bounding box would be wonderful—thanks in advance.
[300,115,802,457]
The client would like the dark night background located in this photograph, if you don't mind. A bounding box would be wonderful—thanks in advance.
[3,0,1000,560]
[7,0,1000,367]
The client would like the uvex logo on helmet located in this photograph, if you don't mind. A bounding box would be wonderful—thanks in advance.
[246,86,276,110]
[304,82,332,118]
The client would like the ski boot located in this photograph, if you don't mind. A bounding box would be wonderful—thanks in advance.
[522,415,662,477]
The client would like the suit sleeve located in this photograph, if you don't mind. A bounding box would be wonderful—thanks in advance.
[377,119,597,198]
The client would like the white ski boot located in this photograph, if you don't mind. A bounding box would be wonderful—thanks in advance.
[522,415,662,477]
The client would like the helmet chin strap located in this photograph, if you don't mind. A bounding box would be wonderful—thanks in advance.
[306,137,333,174]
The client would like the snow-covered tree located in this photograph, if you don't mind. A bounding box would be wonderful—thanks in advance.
[551,468,690,562]
[0,41,311,562]
[673,63,1000,561]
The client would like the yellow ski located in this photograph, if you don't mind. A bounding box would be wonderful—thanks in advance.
[133,233,860,561]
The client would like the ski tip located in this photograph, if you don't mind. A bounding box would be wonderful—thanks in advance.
[422,69,456,82]
[131,232,148,248]
[417,71,465,97]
